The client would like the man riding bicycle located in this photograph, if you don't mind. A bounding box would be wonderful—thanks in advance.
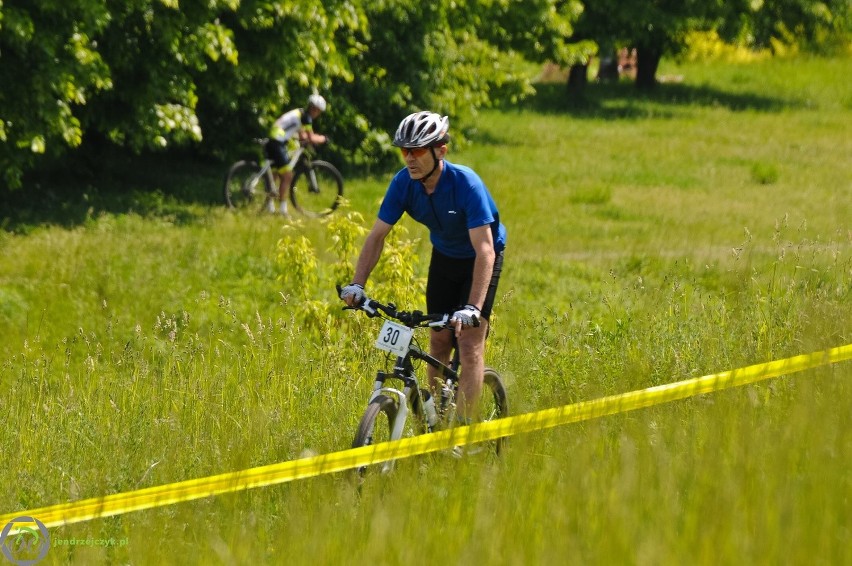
[264,93,329,216]
[340,111,507,424]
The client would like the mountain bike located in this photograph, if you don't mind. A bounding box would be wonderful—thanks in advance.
[223,138,344,217]
[340,288,508,475]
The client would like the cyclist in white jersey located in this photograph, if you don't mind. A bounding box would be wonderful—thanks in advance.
[264,93,328,215]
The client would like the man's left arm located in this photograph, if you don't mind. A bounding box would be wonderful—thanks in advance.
[466,225,496,310]
[450,225,495,335]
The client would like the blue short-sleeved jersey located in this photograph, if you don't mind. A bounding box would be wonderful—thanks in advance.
[378,160,507,259]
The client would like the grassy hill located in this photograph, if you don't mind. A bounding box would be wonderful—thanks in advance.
[1,55,850,565]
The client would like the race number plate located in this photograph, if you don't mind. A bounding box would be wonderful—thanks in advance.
[375,320,413,357]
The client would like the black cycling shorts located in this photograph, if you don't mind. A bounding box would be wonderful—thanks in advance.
[264,139,290,170]
[426,248,504,320]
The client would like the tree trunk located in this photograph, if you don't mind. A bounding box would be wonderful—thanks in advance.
[635,46,661,89]
[566,63,589,92]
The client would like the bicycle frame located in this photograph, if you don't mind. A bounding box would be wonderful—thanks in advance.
[344,290,508,474]
[256,143,316,194]
[342,292,464,440]
[255,140,299,176]
[256,162,275,196]
[368,340,462,441]
[285,143,307,171]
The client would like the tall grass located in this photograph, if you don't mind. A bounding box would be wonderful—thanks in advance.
[1,56,850,565]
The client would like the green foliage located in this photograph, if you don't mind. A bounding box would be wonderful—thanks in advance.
[1,0,588,189]
[681,30,774,62]
[328,0,587,159]
[572,0,718,53]
[277,225,320,299]
[80,0,240,151]
[747,0,852,54]
[452,0,585,66]
[324,210,364,276]
[0,0,113,188]
[367,223,425,309]
[274,207,425,340]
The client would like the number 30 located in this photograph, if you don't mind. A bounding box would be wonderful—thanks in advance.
[384,327,400,345]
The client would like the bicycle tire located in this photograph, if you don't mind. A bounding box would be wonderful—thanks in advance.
[289,160,344,217]
[224,160,266,210]
[352,394,398,475]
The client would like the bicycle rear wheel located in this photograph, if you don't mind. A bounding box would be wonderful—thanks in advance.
[477,368,509,455]
[289,160,343,217]
[352,394,398,475]
[224,160,266,210]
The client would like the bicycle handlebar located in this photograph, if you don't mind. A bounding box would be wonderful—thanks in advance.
[336,285,450,328]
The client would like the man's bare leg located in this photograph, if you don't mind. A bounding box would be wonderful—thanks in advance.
[428,321,489,422]
[277,169,294,215]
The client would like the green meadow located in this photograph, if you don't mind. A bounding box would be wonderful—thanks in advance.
[1,56,850,564]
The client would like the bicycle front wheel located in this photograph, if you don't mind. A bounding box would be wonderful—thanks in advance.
[289,160,344,217]
[224,160,265,210]
[352,394,398,475]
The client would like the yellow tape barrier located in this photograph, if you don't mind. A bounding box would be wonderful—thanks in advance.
[3,343,851,532]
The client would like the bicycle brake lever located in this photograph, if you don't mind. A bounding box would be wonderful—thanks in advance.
[361,299,379,317]
[340,302,379,317]
[428,314,451,328]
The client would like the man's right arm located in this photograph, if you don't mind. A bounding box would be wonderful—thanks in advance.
[352,219,393,287]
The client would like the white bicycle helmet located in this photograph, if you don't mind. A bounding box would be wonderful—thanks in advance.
[393,111,450,148]
[307,94,327,112]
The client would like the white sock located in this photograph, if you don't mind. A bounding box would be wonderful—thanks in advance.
[279,201,288,214]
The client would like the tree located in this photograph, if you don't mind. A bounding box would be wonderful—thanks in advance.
[326,0,588,169]
[1,0,587,189]
[570,0,737,89]
[0,0,113,188]
[568,0,851,89]
[0,0,369,188]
